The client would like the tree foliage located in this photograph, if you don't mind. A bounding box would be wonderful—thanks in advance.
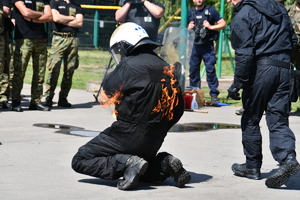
[155,0,295,26]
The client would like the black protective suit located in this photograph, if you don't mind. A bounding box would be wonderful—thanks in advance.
[72,49,184,181]
[230,0,298,169]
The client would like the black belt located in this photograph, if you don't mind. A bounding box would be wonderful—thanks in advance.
[257,58,291,69]
[53,31,76,37]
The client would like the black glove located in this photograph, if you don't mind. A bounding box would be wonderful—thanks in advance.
[227,85,241,100]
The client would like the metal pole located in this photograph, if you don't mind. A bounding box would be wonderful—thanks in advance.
[179,0,188,90]
[217,0,225,78]
[93,10,99,48]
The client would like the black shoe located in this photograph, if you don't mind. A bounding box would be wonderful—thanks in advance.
[1,101,11,109]
[117,156,148,190]
[235,108,244,115]
[58,98,72,107]
[211,96,219,106]
[162,155,191,187]
[29,103,51,111]
[44,97,53,108]
[232,163,261,180]
[11,100,23,112]
[265,154,300,188]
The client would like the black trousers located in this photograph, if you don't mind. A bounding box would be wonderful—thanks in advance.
[241,65,296,169]
[72,120,172,181]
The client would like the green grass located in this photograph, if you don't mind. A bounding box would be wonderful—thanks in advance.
[23,49,300,112]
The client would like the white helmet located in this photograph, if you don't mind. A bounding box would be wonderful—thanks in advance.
[109,22,162,64]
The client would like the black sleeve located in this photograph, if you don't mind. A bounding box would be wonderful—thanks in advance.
[230,14,256,89]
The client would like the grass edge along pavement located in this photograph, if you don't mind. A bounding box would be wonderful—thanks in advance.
[23,49,300,112]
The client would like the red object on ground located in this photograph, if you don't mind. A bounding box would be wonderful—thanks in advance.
[183,93,193,109]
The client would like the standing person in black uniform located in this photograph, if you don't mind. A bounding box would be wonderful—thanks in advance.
[72,22,191,190]
[188,0,226,105]
[115,0,164,42]
[227,0,300,188]
[44,0,83,108]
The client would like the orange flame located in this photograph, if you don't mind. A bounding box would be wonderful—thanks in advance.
[152,65,180,121]
[100,86,123,117]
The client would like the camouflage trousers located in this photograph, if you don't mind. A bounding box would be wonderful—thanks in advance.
[44,35,79,99]
[12,38,48,104]
[0,31,11,102]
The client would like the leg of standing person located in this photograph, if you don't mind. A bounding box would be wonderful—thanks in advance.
[202,42,219,104]
[264,67,300,188]
[44,35,66,108]
[58,36,79,107]
[11,39,32,112]
[189,44,202,88]
[28,38,50,111]
[0,31,11,109]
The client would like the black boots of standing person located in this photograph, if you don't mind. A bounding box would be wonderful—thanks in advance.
[117,156,148,190]
[44,97,72,108]
[11,100,23,112]
[44,97,53,108]
[1,101,11,109]
[29,103,51,111]
[231,163,261,180]
[161,155,191,188]
[58,98,72,107]
[265,153,300,188]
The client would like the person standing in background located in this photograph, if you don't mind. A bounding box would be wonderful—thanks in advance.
[187,0,226,105]
[115,0,164,42]
[44,0,83,108]
[11,0,52,112]
[227,0,300,188]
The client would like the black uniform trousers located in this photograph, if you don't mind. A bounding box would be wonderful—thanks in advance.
[72,120,172,181]
[241,64,296,169]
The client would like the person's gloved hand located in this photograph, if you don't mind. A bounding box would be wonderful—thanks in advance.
[227,85,241,100]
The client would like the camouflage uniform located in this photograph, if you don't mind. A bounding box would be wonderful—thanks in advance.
[0,0,9,104]
[286,3,300,70]
[44,0,82,106]
[12,38,48,103]
[286,3,300,98]
[45,33,79,100]
[11,0,51,111]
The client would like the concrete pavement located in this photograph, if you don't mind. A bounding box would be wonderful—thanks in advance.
[1,83,300,200]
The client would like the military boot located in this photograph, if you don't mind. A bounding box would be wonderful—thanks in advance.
[1,101,11,109]
[117,156,148,190]
[44,97,53,108]
[232,163,261,180]
[58,98,72,107]
[211,95,219,107]
[11,100,23,112]
[161,155,191,187]
[265,153,300,188]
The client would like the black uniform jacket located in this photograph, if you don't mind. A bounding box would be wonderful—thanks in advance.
[98,51,184,159]
[230,0,297,89]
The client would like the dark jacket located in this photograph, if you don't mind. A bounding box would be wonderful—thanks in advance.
[99,50,184,159]
[230,0,297,89]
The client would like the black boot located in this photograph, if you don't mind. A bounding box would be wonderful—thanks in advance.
[44,97,53,108]
[11,100,23,112]
[58,98,71,107]
[117,156,148,190]
[265,153,300,188]
[211,96,219,106]
[232,163,261,180]
[161,155,191,188]
[29,103,51,111]
[1,101,11,109]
